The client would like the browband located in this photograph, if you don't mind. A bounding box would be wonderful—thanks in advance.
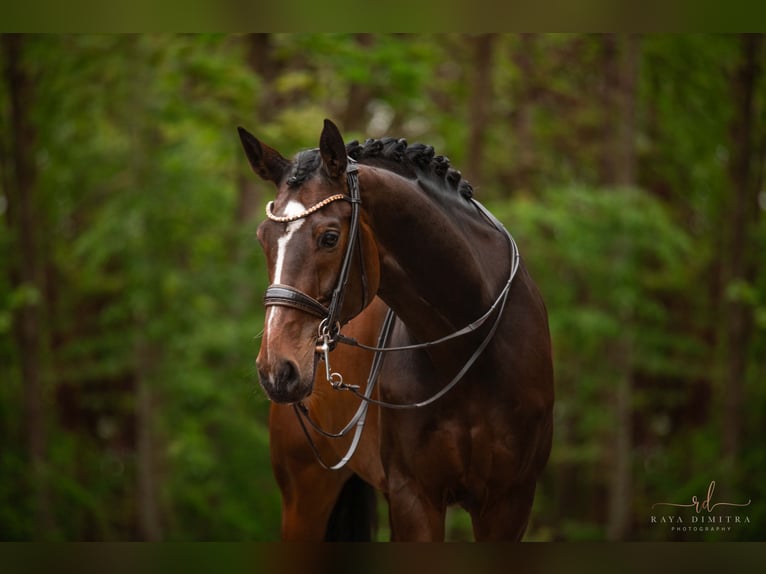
[265,193,347,223]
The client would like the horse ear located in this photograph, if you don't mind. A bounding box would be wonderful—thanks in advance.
[237,126,290,186]
[319,119,347,180]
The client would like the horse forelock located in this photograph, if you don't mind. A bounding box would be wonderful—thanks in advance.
[285,149,322,189]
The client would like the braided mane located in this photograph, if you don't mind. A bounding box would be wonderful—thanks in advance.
[285,137,474,201]
[346,137,474,200]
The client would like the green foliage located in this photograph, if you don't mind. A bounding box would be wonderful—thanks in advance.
[491,186,705,538]
[2,34,278,540]
[495,185,695,376]
[2,33,764,542]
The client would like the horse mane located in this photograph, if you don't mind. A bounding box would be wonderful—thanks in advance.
[285,137,474,201]
[346,137,474,200]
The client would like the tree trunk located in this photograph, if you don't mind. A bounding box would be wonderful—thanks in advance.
[605,33,640,542]
[247,33,279,91]
[128,37,164,541]
[722,33,762,468]
[246,33,279,121]
[341,34,375,133]
[2,33,55,538]
[466,34,496,188]
[235,33,277,225]
[598,33,639,187]
[135,331,162,540]
[509,34,538,195]
[613,35,639,188]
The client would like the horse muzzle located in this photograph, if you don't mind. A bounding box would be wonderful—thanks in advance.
[257,357,316,404]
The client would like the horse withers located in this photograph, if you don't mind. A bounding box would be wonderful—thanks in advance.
[239,119,554,541]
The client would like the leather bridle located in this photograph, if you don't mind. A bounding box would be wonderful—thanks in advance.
[260,159,520,470]
[263,160,363,347]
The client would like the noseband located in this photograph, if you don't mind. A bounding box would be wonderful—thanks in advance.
[262,160,362,345]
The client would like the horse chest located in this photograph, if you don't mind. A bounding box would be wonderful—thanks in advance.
[397,411,517,494]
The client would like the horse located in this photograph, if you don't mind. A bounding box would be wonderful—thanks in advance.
[238,119,554,541]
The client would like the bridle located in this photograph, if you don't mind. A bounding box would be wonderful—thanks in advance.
[260,159,520,470]
[263,160,363,340]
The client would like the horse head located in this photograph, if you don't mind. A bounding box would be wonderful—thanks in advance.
[239,119,380,403]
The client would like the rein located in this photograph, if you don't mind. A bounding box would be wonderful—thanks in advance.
[328,199,519,410]
[292,309,396,471]
[261,161,520,469]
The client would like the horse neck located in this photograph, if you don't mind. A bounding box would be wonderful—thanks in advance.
[359,165,504,341]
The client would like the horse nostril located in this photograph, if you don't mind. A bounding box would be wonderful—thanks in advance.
[257,358,309,403]
[274,359,298,387]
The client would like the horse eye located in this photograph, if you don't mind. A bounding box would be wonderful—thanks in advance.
[318,231,340,249]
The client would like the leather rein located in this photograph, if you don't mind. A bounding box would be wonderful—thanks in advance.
[262,159,520,470]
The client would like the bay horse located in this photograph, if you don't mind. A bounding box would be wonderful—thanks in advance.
[238,119,553,541]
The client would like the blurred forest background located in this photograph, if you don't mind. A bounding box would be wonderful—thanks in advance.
[1,34,765,541]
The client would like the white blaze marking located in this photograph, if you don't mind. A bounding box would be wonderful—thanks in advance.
[266,200,307,343]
